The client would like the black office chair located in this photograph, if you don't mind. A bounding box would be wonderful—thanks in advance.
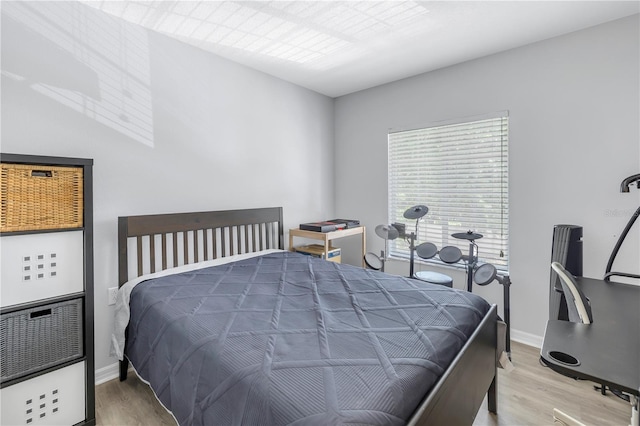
[550,262,593,324]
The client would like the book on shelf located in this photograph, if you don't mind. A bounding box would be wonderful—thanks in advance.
[299,221,346,233]
[299,219,361,233]
[294,244,342,263]
[327,219,360,229]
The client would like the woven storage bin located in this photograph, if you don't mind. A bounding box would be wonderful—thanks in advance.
[1,163,83,232]
[0,298,83,383]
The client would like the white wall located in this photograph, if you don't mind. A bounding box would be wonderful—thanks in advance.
[1,2,335,372]
[334,15,640,344]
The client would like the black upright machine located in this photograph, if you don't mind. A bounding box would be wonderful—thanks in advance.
[598,173,640,410]
[605,173,640,282]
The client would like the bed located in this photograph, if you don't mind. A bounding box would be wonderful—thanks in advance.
[113,207,498,425]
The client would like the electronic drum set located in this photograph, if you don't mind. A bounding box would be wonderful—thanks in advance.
[365,204,512,355]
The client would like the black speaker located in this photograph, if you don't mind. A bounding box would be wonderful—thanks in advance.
[549,225,583,320]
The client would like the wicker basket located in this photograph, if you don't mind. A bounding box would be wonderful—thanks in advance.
[1,163,83,232]
[0,298,84,383]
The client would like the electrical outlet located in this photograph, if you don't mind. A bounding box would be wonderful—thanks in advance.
[107,287,118,305]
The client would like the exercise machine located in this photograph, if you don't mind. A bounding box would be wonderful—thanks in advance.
[605,173,640,282]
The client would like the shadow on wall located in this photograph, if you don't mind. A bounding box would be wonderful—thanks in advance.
[1,1,154,147]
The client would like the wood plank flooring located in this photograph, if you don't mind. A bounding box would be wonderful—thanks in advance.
[95,341,631,425]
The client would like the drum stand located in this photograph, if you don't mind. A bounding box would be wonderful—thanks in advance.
[408,231,417,278]
[474,262,512,358]
[379,238,391,272]
[464,241,479,292]
[501,274,512,356]
[454,230,512,357]
[452,231,482,292]
[402,205,429,279]
[493,272,512,358]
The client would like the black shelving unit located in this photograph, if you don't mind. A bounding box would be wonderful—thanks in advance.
[0,153,95,426]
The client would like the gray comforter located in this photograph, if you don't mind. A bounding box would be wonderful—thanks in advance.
[126,251,490,425]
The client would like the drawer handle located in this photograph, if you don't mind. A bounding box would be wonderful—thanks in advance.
[30,309,52,319]
[31,170,53,178]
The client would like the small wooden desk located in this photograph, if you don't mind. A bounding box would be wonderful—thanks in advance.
[289,226,366,267]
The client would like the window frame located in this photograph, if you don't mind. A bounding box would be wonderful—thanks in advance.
[387,111,509,272]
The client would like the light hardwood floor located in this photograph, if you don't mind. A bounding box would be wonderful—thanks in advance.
[95,341,630,425]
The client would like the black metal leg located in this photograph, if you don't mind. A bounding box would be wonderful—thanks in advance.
[119,358,129,381]
[408,233,416,278]
[466,241,476,292]
[488,374,498,413]
[503,278,511,357]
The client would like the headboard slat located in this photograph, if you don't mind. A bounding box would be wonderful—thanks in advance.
[252,224,258,252]
[213,228,218,260]
[259,224,264,251]
[162,234,167,270]
[266,223,272,249]
[203,229,209,261]
[150,234,156,273]
[194,229,199,263]
[136,236,143,277]
[172,232,178,267]
[183,231,189,265]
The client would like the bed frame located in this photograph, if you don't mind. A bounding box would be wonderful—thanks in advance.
[117,207,498,425]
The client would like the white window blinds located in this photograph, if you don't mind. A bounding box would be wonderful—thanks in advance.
[388,113,509,270]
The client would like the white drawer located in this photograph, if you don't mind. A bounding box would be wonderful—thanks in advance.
[0,361,86,426]
[1,231,84,307]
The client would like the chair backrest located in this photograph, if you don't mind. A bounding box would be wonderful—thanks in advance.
[551,262,593,324]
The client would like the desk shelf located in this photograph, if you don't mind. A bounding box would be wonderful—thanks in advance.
[289,226,366,267]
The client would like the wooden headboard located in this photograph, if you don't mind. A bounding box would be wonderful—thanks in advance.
[118,207,284,286]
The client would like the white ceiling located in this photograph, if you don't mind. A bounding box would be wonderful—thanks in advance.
[82,1,640,97]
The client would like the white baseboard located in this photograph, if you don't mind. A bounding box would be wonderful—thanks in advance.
[95,362,120,385]
[510,328,543,349]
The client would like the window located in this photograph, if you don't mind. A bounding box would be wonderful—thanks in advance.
[388,112,509,270]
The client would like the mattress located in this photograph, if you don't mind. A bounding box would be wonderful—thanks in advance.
[124,251,490,425]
